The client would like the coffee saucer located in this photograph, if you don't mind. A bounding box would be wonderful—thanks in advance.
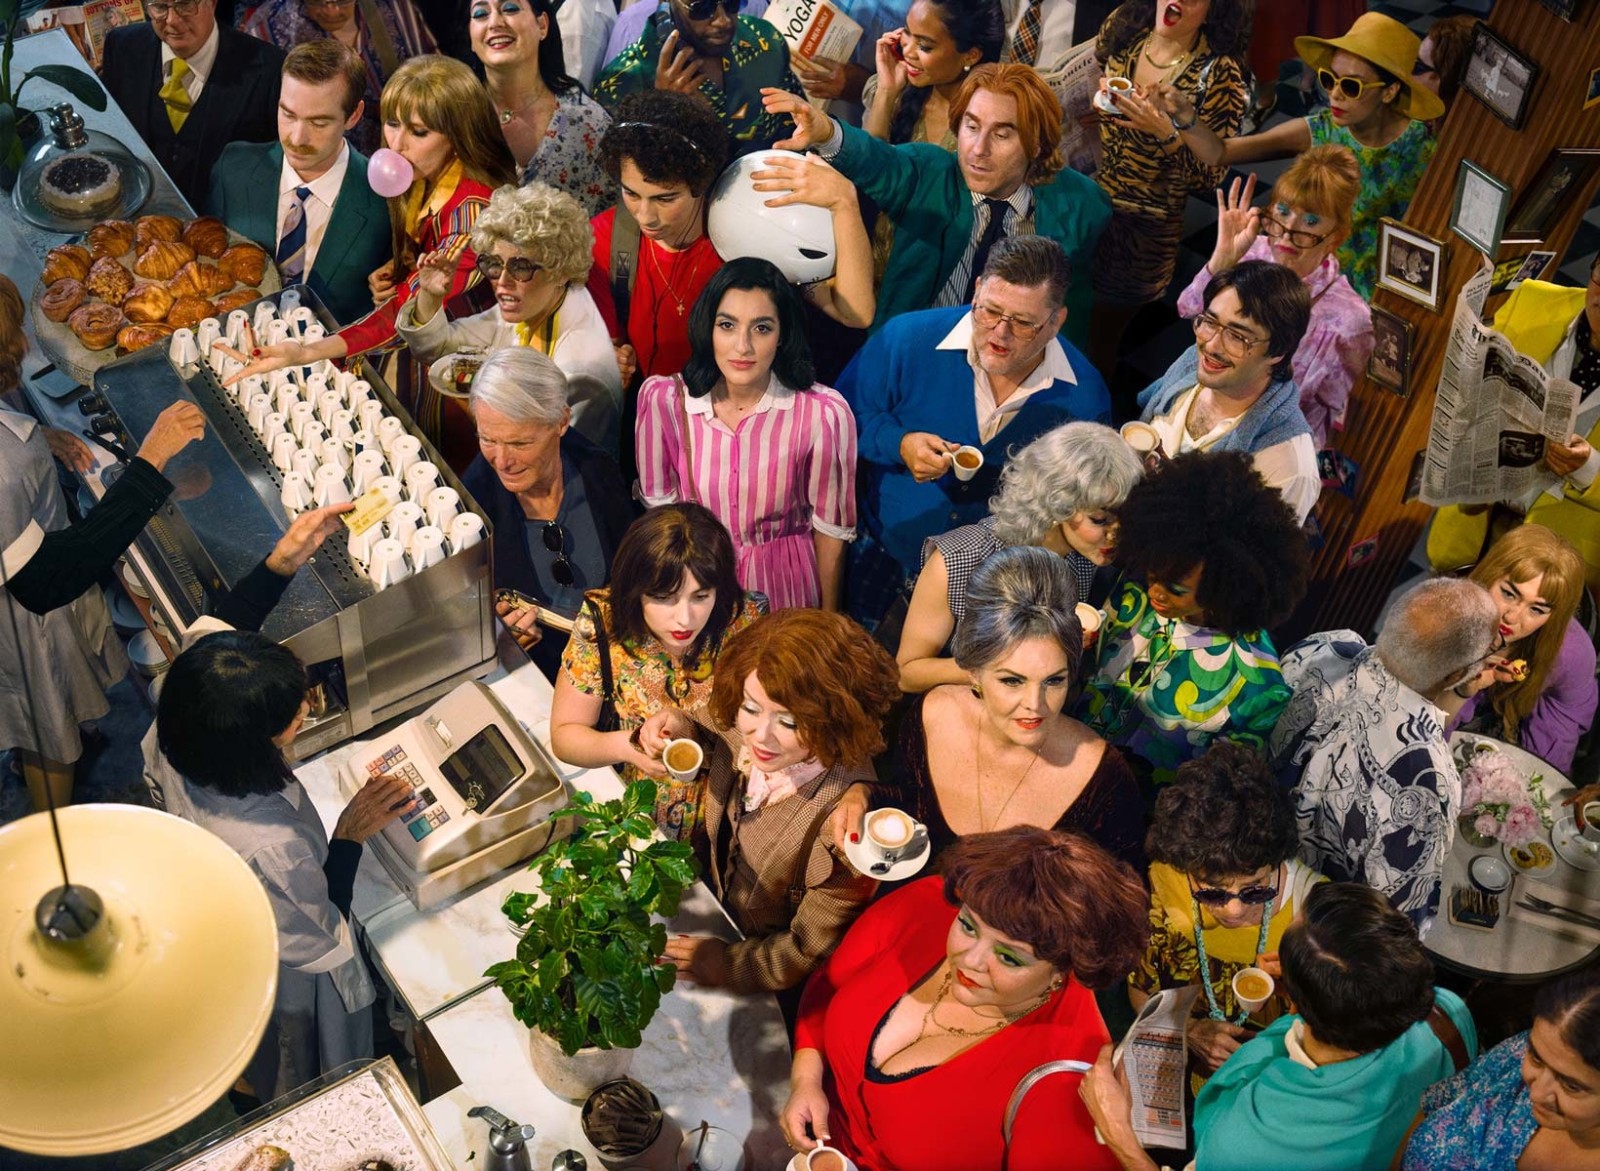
[1091,89,1122,115]
[1553,816,1600,872]
[843,834,930,882]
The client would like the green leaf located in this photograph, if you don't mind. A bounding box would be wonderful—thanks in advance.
[17,65,108,111]
[655,963,677,993]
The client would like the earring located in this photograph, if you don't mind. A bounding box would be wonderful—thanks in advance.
[971,682,983,698]
[1049,975,1064,993]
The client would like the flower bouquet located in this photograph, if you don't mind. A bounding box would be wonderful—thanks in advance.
[1457,745,1553,848]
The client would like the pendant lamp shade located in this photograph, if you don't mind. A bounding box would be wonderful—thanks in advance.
[0,804,279,1155]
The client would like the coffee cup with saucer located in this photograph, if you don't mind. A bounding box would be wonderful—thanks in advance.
[844,807,930,880]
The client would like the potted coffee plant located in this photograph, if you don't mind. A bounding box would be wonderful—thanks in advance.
[1,0,108,184]
[486,780,696,1100]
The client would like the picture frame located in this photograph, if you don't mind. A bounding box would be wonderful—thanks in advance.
[1368,306,1415,396]
[1450,160,1512,256]
[1462,24,1539,129]
[1535,0,1581,21]
[1377,219,1448,312]
[1587,65,1600,111]
[1503,149,1600,244]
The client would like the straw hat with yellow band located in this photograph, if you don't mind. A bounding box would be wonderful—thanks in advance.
[1295,13,1447,123]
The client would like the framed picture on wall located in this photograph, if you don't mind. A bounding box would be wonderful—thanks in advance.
[1462,24,1539,128]
[1535,0,1581,21]
[1587,65,1600,111]
[1368,307,1414,396]
[1450,160,1512,256]
[1377,219,1448,312]
[1504,149,1600,243]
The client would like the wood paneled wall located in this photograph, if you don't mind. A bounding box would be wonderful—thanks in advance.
[1285,2,1600,641]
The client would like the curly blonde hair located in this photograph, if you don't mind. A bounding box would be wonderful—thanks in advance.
[0,274,25,395]
[470,183,594,288]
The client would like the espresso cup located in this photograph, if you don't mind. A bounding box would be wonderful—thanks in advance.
[386,500,424,550]
[280,470,314,516]
[251,300,278,337]
[949,445,984,482]
[1075,602,1103,650]
[1104,75,1134,104]
[367,536,410,589]
[406,460,443,500]
[663,737,704,782]
[351,449,387,495]
[376,415,407,455]
[425,485,462,529]
[1581,800,1600,843]
[389,434,423,478]
[1232,966,1274,1014]
[449,511,486,553]
[806,1147,856,1171]
[411,525,448,570]
[270,431,299,473]
[168,328,200,369]
[863,808,928,873]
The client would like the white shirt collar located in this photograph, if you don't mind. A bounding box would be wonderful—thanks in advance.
[935,311,1076,386]
[281,141,351,207]
[683,375,798,417]
[1285,1020,1320,1070]
[161,22,221,83]
[968,184,1034,219]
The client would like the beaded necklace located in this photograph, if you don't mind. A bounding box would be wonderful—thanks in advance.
[1191,895,1274,1024]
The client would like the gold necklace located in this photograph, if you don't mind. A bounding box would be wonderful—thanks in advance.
[974,716,1041,833]
[920,971,1012,1039]
[495,86,552,125]
[647,238,693,317]
[1142,35,1193,75]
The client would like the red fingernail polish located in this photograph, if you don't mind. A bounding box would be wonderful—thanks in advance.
[849,832,859,843]
[252,348,262,357]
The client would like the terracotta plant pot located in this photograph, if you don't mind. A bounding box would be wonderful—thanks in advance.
[526,1027,636,1101]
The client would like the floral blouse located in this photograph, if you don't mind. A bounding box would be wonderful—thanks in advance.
[560,589,765,838]
[1076,582,1292,790]
[521,90,616,218]
[1400,1033,1537,1171]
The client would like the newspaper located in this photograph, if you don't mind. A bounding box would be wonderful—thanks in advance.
[26,0,145,71]
[1112,985,1201,1150]
[1420,257,1580,507]
[1039,39,1104,178]
[765,0,863,67]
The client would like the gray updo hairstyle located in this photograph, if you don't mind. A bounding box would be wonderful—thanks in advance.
[951,546,1083,682]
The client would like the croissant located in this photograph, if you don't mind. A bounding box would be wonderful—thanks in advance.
[213,288,259,317]
[87,220,135,259]
[166,296,215,330]
[69,303,125,350]
[219,242,269,287]
[123,281,176,324]
[133,214,183,251]
[86,256,135,302]
[117,322,176,354]
[182,216,229,258]
[42,244,93,284]
[134,240,196,281]
[41,278,86,323]
[168,260,233,299]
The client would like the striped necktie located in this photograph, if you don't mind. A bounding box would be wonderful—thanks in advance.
[1006,0,1045,66]
[275,186,313,281]
[160,57,193,132]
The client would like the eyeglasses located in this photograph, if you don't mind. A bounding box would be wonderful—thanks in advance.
[541,522,574,587]
[303,0,356,9]
[1261,215,1331,250]
[972,301,1046,340]
[681,0,742,20]
[1317,68,1390,102]
[1192,312,1266,359]
[145,0,202,17]
[476,254,543,282]
[1190,877,1280,907]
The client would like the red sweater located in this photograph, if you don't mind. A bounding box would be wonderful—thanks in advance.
[794,878,1121,1171]
[587,208,722,379]
[338,176,495,356]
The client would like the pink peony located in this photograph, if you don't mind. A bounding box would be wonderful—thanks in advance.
[1501,804,1542,847]
[1475,813,1501,840]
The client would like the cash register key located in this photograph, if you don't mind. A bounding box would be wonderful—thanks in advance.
[428,716,454,747]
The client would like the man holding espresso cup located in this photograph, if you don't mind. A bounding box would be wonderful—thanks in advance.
[835,237,1108,632]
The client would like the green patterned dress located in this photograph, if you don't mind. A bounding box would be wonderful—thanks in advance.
[1077,582,1292,790]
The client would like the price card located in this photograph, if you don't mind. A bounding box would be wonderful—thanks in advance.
[341,487,394,536]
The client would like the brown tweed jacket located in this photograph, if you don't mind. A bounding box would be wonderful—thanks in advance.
[693,730,878,994]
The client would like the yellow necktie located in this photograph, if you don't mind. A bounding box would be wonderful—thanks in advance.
[160,58,192,132]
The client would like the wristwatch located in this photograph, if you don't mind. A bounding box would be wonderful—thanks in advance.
[1171,109,1199,132]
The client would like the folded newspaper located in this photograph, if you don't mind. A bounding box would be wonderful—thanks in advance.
[1039,40,1105,179]
[1113,985,1201,1150]
[765,0,864,66]
[1420,256,1580,507]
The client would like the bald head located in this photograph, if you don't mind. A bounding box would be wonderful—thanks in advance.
[1376,577,1498,698]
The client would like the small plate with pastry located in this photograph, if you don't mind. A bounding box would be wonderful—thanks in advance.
[1503,837,1558,879]
[31,216,280,384]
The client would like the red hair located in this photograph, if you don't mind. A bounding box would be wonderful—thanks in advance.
[949,63,1065,184]
[708,610,899,768]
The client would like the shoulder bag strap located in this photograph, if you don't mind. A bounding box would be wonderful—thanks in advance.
[675,375,700,505]
[354,0,401,81]
[1426,1004,1471,1073]
[588,598,616,706]
[1001,1060,1093,1171]
[610,202,641,340]
[786,796,833,909]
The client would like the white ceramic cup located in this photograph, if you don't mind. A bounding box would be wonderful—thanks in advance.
[234,373,264,407]
[195,317,222,358]
[370,475,405,508]
[376,415,406,455]
[300,420,327,454]
[261,410,288,444]
[313,463,351,507]
[252,300,278,337]
[863,808,929,870]
[328,408,356,442]
[805,1146,857,1171]
[1231,966,1275,1014]
[264,319,291,348]
[1075,602,1103,650]
[662,738,704,782]
[168,328,199,368]
[288,400,316,442]
[224,310,252,349]
[318,435,351,472]
[425,485,462,528]
[291,448,321,482]
[357,399,386,435]
[949,445,984,482]
[1104,75,1134,104]
[274,381,302,416]
[317,388,344,425]
[389,434,422,478]
[406,460,442,499]
[1581,800,1600,843]
[270,431,299,473]
[351,449,387,495]
[245,391,273,432]
[279,470,314,515]
[386,500,424,550]
[347,522,380,568]
[449,511,485,553]
[411,525,448,569]
[366,536,410,588]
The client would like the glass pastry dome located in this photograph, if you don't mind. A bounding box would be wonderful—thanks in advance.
[13,102,151,232]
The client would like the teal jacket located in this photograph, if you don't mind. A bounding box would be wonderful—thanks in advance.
[205,141,392,327]
[829,122,1110,348]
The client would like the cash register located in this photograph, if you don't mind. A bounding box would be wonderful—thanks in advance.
[337,681,571,909]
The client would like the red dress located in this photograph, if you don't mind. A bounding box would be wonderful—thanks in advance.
[587,208,722,380]
[794,878,1121,1171]
[339,169,495,466]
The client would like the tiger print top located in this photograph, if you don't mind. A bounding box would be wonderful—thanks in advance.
[1095,31,1247,221]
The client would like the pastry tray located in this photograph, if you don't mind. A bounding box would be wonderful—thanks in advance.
[144,1058,456,1171]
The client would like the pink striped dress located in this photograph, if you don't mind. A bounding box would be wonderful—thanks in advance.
[635,375,858,610]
